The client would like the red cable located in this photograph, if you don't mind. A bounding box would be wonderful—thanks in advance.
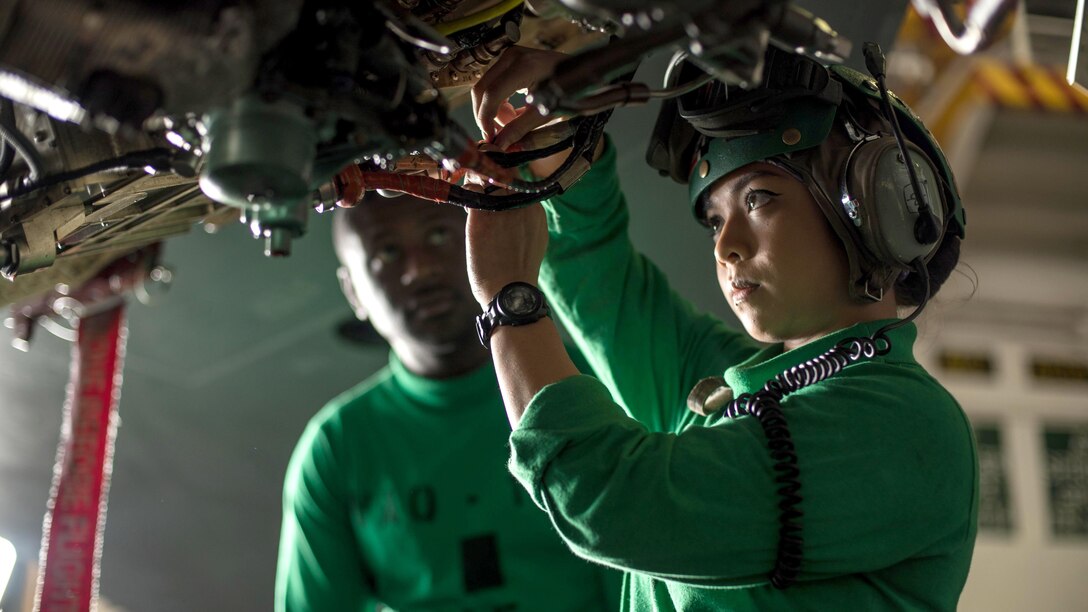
[334,166,455,206]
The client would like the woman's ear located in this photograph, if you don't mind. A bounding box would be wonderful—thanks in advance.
[336,266,368,321]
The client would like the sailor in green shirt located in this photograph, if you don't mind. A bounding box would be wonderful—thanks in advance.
[274,191,617,611]
[462,46,978,610]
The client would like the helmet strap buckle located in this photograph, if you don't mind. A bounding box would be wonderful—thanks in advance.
[862,278,885,302]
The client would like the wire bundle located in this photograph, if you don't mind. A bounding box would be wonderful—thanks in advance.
[334,109,610,211]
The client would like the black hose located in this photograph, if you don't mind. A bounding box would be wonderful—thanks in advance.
[0,240,12,273]
[0,98,14,177]
[0,103,45,181]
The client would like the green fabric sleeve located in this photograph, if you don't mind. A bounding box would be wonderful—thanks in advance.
[276,417,377,612]
[539,137,759,432]
[510,370,976,587]
[510,375,778,585]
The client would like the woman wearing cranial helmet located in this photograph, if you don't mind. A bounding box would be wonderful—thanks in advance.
[466,44,977,610]
[672,45,967,343]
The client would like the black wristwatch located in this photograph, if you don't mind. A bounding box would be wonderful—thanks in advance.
[475,281,550,347]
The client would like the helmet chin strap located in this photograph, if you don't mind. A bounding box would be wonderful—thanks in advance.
[873,257,932,337]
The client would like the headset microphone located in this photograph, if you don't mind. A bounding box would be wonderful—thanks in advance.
[862,42,941,246]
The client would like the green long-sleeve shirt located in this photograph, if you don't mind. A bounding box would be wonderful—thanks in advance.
[509,138,979,610]
[276,353,617,612]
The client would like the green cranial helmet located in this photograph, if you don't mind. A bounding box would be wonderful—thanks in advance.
[646,47,966,302]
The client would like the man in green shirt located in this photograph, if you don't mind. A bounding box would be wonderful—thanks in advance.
[463,46,978,610]
[275,191,616,611]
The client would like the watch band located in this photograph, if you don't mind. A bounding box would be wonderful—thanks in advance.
[475,281,550,347]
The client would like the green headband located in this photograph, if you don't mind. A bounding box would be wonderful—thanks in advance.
[686,97,838,213]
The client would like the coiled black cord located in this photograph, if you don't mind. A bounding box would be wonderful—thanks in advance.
[721,333,891,588]
[716,257,931,588]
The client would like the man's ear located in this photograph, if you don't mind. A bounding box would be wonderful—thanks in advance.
[337,266,368,321]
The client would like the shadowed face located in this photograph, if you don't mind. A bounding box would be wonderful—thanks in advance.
[336,195,480,354]
[700,162,882,349]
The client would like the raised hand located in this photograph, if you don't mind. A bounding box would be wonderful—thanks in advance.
[471,46,568,150]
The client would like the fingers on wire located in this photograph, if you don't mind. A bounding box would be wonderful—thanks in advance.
[492,106,547,150]
[472,47,515,135]
[495,101,519,126]
[472,46,538,143]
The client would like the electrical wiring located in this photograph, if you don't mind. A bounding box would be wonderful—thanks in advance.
[330,87,611,212]
[459,110,608,206]
[420,118,589,196]
[332,112,610,210]
[432,0,523,36]
[334,164,559,210]
[523,111,608,188]
[455,181,562,209]
[0,147,175,205]
[319,126,577,210]
[483,135,573,167]
[466,107,610,199]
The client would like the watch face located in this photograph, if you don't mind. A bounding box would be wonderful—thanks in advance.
[500,284,540,316]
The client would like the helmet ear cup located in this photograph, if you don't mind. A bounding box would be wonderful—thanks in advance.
[841,136,947,268]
